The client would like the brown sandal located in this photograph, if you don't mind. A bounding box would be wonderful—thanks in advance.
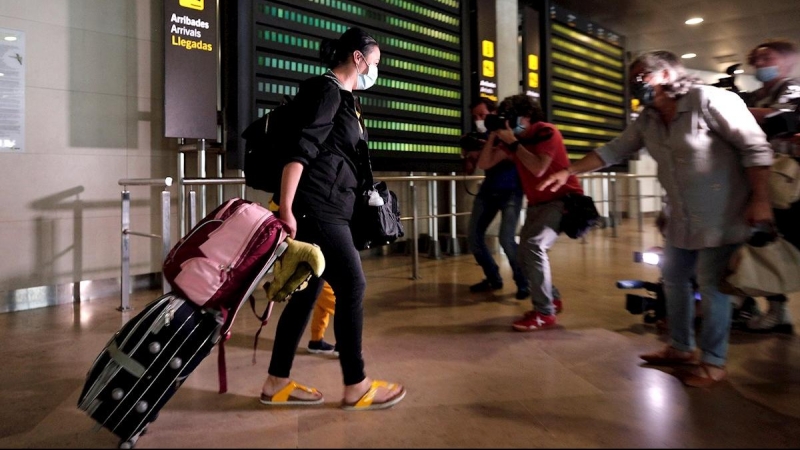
[677,363,727,388]
[640,346,699,366]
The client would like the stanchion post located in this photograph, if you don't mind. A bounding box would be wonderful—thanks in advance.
[178,151,185,237]
[610,178,618,238]
[188,189,198,229]
[410,183,420,280]
[161,189,171,294]
[427,173,441,259]
[119,190,132,312]
[637,178,643,232]
[448,173,460,255]
[216,153,223,206]
[198,139,207,218]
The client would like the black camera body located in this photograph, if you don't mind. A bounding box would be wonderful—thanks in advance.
[762,108,800,140]
[484,113,518,132]
[459,132,486,152]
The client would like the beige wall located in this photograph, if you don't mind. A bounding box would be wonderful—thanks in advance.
[0,0,177,292]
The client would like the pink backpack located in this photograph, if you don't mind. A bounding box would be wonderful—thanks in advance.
[163,198,289,393]
[163,198,288,310]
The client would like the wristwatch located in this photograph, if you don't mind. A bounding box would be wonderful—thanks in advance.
[507,140,521,153]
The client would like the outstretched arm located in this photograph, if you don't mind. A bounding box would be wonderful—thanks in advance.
[537,151,606,192]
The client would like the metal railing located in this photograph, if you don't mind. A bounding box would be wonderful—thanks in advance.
[117,172,664,308]
[577,173,663,237]
[118,177,173,311]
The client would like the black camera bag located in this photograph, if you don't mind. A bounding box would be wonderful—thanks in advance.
[559,193,600,239]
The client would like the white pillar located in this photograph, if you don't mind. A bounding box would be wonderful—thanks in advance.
[495,0,520,100]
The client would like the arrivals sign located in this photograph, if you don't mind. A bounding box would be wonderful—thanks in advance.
[474,0,497,102]
[164,0,218,139]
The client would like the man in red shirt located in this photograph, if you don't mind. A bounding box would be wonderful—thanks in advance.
[482,94,582,331]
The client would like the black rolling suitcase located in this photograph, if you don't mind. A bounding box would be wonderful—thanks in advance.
[78,293,221,448]
[77,240,288,448]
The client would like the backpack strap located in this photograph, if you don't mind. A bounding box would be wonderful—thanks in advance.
[215,296,276,394]
[217,308,231,394]
[248,295,275,365]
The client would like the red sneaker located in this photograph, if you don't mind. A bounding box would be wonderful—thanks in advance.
[512,311,557,331]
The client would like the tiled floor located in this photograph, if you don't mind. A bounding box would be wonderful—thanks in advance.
[1,219,799,448]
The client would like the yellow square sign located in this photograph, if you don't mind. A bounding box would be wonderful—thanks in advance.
[481,40,494,58]
[482,60,495,78]
[528,54,539,71]
[180,0,204,10]
[528,72,539,88]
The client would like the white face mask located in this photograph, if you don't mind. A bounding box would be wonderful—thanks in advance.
[355,52,378,90]
[474,120,487,133]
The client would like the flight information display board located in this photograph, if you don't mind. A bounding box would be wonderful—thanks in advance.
[546,4,627,162]
[251,0,468,171]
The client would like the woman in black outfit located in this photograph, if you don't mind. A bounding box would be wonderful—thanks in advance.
[259,28,406,410]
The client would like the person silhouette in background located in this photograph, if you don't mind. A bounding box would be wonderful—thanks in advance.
[740,38,800,333]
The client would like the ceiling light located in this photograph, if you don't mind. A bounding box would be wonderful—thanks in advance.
[681,53,697,59]
[733,69,744,74]
[3,36,17,41]
[685,18,704,25]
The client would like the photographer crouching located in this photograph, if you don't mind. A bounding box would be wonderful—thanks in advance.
[479,94,581,330]
[460,98,531,300]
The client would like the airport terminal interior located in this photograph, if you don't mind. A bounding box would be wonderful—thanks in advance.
[2,220,800,448]
[1,0,800,448]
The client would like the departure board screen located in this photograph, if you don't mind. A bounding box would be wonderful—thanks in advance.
[251,0,468,172]
[546,4,627,163]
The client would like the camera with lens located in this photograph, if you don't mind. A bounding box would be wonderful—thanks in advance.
[459,132,487,152]
[484,112,518,132]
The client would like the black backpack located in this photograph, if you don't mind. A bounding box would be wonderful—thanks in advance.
[241,96,296,194]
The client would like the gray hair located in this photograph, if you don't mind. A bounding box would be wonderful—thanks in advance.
[631,50,703,99]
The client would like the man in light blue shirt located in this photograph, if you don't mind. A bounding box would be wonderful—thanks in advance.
[539,51,773,388]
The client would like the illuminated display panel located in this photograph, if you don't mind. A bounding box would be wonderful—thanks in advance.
[548,5,627,165]
[472,0,498,102]
[253,0,467,171]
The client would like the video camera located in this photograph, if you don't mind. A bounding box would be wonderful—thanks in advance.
[484,112,518,132]
[617,247,701,330]
[616,248,667,325]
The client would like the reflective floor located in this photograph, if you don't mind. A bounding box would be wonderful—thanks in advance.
[2,219,799,448]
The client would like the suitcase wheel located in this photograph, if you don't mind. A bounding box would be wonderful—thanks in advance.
[118,424,148,449]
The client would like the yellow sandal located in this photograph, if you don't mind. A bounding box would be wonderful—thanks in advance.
[259,380,324,405]
[341,380,406,411]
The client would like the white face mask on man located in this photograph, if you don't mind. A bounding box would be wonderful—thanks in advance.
[355,52,378,90]
[474,120,487,133]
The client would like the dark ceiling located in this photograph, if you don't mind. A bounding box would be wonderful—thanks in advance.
[552,0,800,76]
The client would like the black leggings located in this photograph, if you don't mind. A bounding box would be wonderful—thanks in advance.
[268,216,367,386]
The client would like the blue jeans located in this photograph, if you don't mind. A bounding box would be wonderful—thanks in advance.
[662,243,740,367]
[467,190,527,290]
